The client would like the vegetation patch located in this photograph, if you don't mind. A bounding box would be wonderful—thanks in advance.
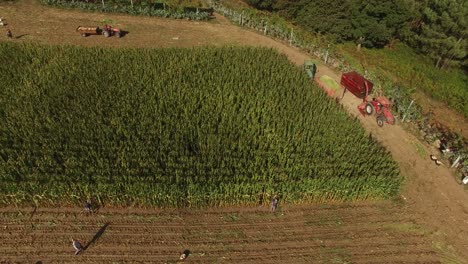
[0,43,401,207]
[41,0,213,20]
[384,223,426,236]
[411,141,427,159]
[319,75,341,92]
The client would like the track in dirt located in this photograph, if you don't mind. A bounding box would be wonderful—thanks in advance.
[1,203,440,264]
[0,0,467,263]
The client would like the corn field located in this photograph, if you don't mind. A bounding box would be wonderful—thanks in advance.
[0,42,402,207]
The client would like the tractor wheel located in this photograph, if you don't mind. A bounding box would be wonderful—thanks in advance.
[81,33,87,37]
[103,30,110,38]
[376,116,385,127]
[365,103,374,115]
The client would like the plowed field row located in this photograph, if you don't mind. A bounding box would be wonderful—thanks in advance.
[0,203,440,263]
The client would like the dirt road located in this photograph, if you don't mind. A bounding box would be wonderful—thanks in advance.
[0,0,467,263]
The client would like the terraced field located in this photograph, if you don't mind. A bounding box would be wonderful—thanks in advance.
[0,203,441,263]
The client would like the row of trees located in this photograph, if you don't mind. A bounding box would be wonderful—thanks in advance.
[41,0,212,20]
[244,0,467,70]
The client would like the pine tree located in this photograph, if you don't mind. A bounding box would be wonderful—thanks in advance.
[349,0,412,48]
[413,0,467,69]
[292,0,352,42]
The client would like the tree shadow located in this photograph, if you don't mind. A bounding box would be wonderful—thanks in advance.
[84,222,110,250]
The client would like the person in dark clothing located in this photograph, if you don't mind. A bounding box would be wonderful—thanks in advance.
[6,29,12,38]
[271,195,279,212]
[311,63,317,79]
[85,200,92,213]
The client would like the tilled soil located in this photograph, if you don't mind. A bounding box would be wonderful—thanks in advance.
[0,203,441,263]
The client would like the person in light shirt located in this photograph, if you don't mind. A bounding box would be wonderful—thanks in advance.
[71,238,83,255]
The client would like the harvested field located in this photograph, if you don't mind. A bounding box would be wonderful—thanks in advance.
[0,202,441,263]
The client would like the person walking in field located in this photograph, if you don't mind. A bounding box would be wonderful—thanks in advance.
[6,29,12,39]
[84,200,92,213]
[271,195,279,213]
[71,238,83,255]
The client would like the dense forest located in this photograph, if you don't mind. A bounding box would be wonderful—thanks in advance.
[245,0,467,70]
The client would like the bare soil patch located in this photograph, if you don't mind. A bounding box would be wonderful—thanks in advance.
[1,0,467,263]
[1,203,441,263]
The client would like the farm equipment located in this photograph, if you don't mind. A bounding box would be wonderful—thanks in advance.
[102,25,122,38]
[303,60,317,80]
[76,26,100,37]
[76,25,122,38]
[340,71,395,127]
[359,96,395,127]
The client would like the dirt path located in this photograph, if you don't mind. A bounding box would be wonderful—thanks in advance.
[1,0,467,262]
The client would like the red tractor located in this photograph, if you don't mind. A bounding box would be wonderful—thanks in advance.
[102,24,122,38]
[359,96,395,127]
[340,71,395,127]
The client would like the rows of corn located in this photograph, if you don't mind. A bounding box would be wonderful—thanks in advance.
[0,42,402,207]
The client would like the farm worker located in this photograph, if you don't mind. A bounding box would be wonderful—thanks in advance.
[85,200,92,213]
[271,195,279,212]
[180,249,190,260]
[71,238,83,255]
[6,29,12,38]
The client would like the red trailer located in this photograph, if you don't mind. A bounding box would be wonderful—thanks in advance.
[340,71,373,99]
